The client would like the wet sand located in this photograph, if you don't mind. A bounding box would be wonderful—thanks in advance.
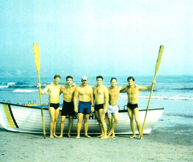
[0,120,192,162]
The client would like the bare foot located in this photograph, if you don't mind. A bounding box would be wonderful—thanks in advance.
[50,136,54,138]
[54,134,58,138]
[58,135,63,138]
[139,135,142,139]
[76,136,80,139]
[97,134,102,138]
[85,135,91,138]
[101,135,108,139]
[130,135,136,139]
[111,134,116,138]
[68,134,71,138]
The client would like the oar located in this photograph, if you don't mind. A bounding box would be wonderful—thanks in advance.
[33,43,46,139]
[141,45,164,136]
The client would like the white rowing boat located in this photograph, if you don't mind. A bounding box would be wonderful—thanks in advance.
[0,102,164,135]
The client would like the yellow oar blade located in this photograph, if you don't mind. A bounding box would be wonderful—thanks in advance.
[33,43,40,73]
[154,45,164,80]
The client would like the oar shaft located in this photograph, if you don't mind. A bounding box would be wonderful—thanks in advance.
[37,73,46,139]
[33,43,46,139]
[141,83,155,134]
[141,45,164,136]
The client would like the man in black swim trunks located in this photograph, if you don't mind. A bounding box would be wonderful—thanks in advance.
[59,76,76,138]
[124,76,156,139]
[38,74,61,138]
[93,76,109,139]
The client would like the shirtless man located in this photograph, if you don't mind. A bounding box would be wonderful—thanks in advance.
[107,78,127,138]
[74,76,94,139]
[93,76,108,139]
[58,76,76,138]
[38,74,61,138]
[125,76,156,139]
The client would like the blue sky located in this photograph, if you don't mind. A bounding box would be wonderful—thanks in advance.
[0,0,193,77]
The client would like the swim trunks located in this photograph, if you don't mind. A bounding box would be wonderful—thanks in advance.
[50,103,60,110]
[127,103,138,110]
[107,105,119,116]
[94,104,103,111]
[78,101,91,114]
[61,100,75,116]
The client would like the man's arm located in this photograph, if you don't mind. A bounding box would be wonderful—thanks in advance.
[73,87,79,112]
[138,80,156,91]
[90,87,94,112]
[38,84,49,94]
[59,85,63,95]
[119,85,128,93]
[103,87,109,113]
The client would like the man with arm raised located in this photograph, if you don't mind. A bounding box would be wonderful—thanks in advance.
[38,74,61,138]
[125,76,156,139]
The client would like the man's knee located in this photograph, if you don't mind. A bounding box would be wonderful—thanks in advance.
[129,117,134,122]
[135,119,140,125]
[114,118,119,124]
[84,116,89,123]
[69,116,73,122]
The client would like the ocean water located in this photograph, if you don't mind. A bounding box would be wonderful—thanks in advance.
[0,75,193,127]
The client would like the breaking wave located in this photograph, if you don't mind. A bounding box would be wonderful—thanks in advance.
[13,89,38,93]
[119,94,193,100]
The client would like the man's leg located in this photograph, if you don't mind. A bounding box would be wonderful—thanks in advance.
[107,115,112,137]
[68,116,73,137]
[108,114,119,138]
[127,107,136,138]
[49,107,55,138]
[95,110,103,137]
[108,115,112,130]
[53,108,60,137]
[76,113,83,139]
[133,108,142,139]
[84,114,91,138]
[59,116,66,138]
[99,109,108,139]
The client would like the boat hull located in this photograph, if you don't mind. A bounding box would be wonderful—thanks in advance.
[0,102,164,135]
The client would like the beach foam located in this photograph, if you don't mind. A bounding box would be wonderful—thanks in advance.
[13,89,38,93]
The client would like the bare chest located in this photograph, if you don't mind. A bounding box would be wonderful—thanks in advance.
[94,87,105,95]
[127,87,139,95]
[61,87,74,95]
[109,88,119,97]
[79,87,90,95]
[48,85,60,94]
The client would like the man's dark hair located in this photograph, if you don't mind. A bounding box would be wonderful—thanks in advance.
[96,75,103,80]
[127,76,135,82]
[110,77,117,82]
[54,74,61,79]
[66,76,73,80]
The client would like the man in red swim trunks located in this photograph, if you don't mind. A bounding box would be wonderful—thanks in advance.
[124,76,156,139]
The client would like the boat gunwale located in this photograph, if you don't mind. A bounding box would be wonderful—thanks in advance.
[0,101,164,112]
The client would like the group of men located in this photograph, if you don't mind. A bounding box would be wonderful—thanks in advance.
[38,74,155,139]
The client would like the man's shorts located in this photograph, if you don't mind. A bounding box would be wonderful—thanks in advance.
[50,103,60,110]
[78,101,91,114]
[107,105,119,116]
[61,100,75,116]
[94,104,103,111]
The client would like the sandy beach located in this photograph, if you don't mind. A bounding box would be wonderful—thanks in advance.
[0,116,192,162]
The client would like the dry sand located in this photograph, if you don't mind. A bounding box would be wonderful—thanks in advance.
[0,122,193,162]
